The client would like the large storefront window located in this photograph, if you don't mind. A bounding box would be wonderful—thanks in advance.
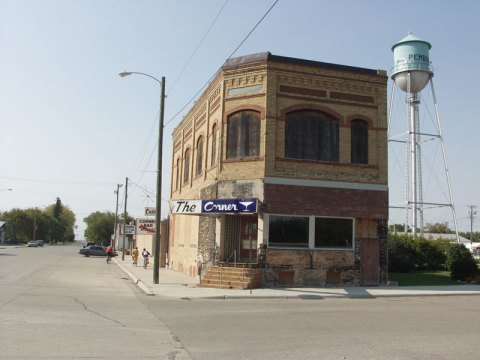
[267,215,354,249]
[268,215,309,248]
[315,217,353,249]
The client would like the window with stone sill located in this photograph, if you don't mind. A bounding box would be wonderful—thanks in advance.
[351,119,369,165]
[210,124,217,167]
[285,110,339,162]
[226,110,260,160]
[175,158,180,190]
[183,149,190,185]
[195,136,204,176]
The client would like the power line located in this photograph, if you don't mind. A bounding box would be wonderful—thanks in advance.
[164,0,279,128]
[167,0,230,95]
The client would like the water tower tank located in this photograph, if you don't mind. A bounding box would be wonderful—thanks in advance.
[392,33,433,93]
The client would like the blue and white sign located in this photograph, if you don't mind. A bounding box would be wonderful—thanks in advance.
[171,199,257,214]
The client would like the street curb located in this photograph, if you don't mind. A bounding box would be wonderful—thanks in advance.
[113,258,154,296]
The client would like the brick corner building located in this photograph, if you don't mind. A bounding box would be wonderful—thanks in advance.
[169,52,388,287]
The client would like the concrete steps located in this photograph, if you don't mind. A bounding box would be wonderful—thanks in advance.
[200,265,262,289]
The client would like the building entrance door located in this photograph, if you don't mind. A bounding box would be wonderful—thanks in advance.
[240,216,258,262]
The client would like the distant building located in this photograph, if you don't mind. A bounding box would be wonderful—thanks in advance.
[169,52,388,287]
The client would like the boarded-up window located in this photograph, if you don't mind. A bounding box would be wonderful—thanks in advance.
[183,149,190,185]
[226,110,260,159]
[285,110,339,162]
[210,124,217,166]
[351,119,368,164]
[195,136,204,176]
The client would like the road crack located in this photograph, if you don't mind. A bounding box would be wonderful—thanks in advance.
[73,297,125,327]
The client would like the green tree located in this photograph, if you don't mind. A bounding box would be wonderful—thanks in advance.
[44,198,76,243]
[0,201,75,243]
[425,222,451,234]
[0,208,32,242]
[389,223,406,233]
[84,211,116,246]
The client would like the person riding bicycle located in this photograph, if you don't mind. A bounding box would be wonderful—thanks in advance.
[106,245,114,262]
[132,247,139,266]
[141,248,151,268]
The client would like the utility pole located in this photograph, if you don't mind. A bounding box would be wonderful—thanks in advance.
[33,207,37,241]
[153,76,165,285]
[468,205,477,245]
[113,183,123,250]
[122,177,128,260]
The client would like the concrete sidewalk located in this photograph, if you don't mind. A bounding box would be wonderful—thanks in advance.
[113,257,480,300]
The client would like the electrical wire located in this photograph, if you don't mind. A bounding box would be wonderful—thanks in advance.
[167,0,230,95]
[164,0,279,128]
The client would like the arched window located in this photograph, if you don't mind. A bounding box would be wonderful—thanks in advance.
[210,124,217,166]
[195,136,204,176]
[285,110,339,162]
[175,158,180,190]
[226,110,260,159]
[351,119,368,164]
[183,149,190,185]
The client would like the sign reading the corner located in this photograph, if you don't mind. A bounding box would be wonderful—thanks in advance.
[171,199,257,214]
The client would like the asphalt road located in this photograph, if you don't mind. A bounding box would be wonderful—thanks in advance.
[0,244,191,360]
[1,244,480,360]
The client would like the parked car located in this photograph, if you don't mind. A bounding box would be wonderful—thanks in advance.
[35,240,44,247]
[27,241,38,247]
[79,245,117,257]
[4,238,20,245]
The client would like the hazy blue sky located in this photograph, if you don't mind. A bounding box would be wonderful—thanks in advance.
[1,0,479,237]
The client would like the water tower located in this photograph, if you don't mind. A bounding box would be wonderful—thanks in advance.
[389,33,458,239]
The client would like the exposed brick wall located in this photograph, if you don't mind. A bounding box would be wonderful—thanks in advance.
[263,248,359,287]
[264,183,388,219]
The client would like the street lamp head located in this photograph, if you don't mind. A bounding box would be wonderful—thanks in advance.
[119,71,132,78]
[0,188,13,192]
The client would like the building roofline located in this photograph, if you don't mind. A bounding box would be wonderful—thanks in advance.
[222,52,384,76]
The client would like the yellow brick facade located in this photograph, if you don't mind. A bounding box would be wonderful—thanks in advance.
[169,53,388,286]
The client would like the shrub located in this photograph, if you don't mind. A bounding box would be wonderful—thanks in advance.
[445,243,478,281]
[388,234,417,272]
[388,234,449,272]
[411,237,446,271]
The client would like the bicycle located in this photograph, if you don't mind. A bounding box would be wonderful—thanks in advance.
[143,256,149,269]
[106,254,112,264]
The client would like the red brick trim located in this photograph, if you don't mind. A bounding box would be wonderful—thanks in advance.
[223,105,266,124]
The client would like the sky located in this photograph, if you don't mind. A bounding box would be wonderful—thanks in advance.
[1,0,479,238]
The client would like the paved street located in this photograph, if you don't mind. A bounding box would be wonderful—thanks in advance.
[0,244,191,360]
[1,244,480,359]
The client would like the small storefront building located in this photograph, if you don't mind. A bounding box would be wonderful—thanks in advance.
[168,52,388,287]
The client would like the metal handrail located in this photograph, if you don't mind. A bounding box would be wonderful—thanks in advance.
[224,250,237,266]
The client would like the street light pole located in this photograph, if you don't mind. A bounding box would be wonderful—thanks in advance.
[122,177,128,260]
[119,71,165,284]
[113,183,123,249]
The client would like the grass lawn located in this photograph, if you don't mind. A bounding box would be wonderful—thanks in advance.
[388,271,476,286]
